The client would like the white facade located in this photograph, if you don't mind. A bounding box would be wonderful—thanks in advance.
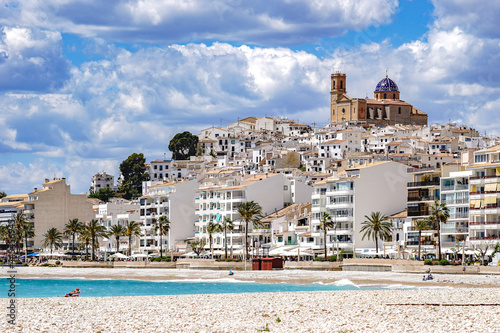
[139,180,198,253]
[310,161,411,255]
[90,172,117,192]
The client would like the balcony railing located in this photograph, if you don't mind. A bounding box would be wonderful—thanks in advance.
[470,221,500,225]
[407,210,430,217]
[470,236,500,240]
[407,195,438,202]
[407,180,440,187]
[406,240,435,246]
[284,240,298,245]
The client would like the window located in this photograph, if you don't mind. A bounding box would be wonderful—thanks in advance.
[384,93,387,99]
[342,108,345,114]
[474,154,487,163]
[398,107,401,114]
[393,93,396,99]
[159,165,163,171]
[154,165,157,170]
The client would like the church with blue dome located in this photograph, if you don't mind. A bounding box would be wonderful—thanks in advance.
[330,72,427,126]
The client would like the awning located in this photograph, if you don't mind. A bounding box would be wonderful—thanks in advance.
[485,196,497,204]
[485,183,497,192]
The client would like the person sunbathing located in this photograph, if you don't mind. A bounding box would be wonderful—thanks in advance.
[64,288,81,297]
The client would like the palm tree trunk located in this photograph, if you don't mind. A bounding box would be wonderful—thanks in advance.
[245,220,249,260]
[324,228,327,260]
[418,230,422,261]
[375,237,379,255]
[91,235,95,261]
[116,236,119,253]
[209,236,213,258]
[159,233,163,258]
[437,226,442,261]
[72,233,75,255]
[224,227,228,259]
[129,235,132,256]
[24,236,28,263]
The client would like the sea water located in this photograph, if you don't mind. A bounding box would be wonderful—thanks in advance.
[1,278,412,298]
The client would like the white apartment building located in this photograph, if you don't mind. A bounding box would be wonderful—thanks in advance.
[139,180,198,254]
[194,173,312,254]
[440,170,471,251]
[90,171,117,193]
[310,161,411,256]
[96,198,141,253]
[468,145,500,248]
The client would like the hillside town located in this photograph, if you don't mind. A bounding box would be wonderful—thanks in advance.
[2,74,500,263]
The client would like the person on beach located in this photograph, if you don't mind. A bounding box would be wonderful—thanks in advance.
[64,288,81,297]
[229,270,234,276]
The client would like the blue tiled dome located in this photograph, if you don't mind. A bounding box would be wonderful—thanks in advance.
[375,76,399,92]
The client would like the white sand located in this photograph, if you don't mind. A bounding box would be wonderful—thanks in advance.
[2,268,500,332]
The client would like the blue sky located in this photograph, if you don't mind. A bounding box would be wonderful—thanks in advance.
[1,0,500,195]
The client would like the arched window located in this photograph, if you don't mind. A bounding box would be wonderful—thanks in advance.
[384,93,387,99]
[340,80,343,89]
[393,93,396,99]
[333,81,335,89]
[398,107,401,114]
[342,108,345,114]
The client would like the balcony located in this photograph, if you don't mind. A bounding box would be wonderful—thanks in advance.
[470,236,500,241]
[406,240,435,246]
[284,240,298,245]
[407,209,430,217]
[407,195,438,202]
[470,221,500,225]
[407,180,440,188]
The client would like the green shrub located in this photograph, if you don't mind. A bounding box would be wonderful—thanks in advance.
[55,260,61,265]
[22,262,28,266]
[314,257,325,261]
[439,259,450,266]
[41,263,50,267]
[424,259,433,265]
[327,255,337,262]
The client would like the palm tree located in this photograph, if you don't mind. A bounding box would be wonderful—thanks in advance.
[360,212,392,255]
[64,218,84,255]
[237,201,263,260]
[0,225,14,254]
[155,216,170,258]
[216,217,234,259]
[124,221,142,257]
[429,199,450,261]
[14,213,26,255]
[109,224,125,254]
[78,228,91,260]
[86,219,109,261]
[206,221,220,259]
[20,221,35,262]
[415,219,429,261]
[42,228,63,254]
[319,213,335,260]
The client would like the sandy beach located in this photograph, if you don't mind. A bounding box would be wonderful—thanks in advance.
[2,268,500,332]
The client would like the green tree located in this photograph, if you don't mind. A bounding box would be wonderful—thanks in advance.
[237,201,263,260]
[0,225,14,252]
[124,221,142,256]
[42,228,63,254]
[189,238,206,257]
[88,187,116,202]
[360,212,393,255]
[168,131,199,160]
[86,219,108,261]
[0,191,6,199]
[64,218,84,254]
[20,220,35,262]
[319,213,335,260]
[216,217,234,259]
[206,221,220,258]
[118,153,149,200]
[14,213,26,255]
[110,224,125,254]
[78,228,92,260]
[415,219,429,261]
[429,199,450,261]
[155,216,170,258]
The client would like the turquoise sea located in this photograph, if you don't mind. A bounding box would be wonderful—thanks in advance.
[2,278,411,298]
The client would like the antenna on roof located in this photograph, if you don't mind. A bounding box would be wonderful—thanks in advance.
[386,69,388,77]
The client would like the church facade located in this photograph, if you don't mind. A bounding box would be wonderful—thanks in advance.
[330,72,428,126]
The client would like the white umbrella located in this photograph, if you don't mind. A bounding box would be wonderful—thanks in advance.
[132,254,147,258]
[109,253,129,259]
